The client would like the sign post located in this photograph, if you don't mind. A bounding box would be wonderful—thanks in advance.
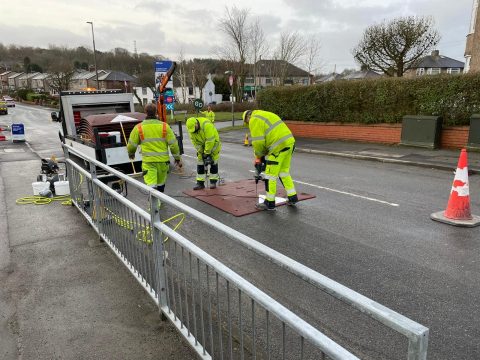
[229,75,234,127]
[11,123,25,142]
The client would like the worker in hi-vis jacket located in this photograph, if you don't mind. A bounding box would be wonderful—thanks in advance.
[127,103,182,192]
[243,110,298,211]
[186,116,221,190]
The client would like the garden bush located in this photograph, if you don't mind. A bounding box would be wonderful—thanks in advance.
[256,74,480,126]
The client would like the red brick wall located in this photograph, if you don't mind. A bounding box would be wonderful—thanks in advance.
[285,121,402,144]
[440,127,469,149]
[285,121,470,149]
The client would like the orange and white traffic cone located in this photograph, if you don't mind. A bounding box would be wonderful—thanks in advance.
[431,149,480,227]
[244,133,250,146]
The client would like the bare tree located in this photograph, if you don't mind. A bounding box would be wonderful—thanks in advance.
[352,16,440,77]
[218,6,250,101]
[274,31,307,85]
[249,17,268,97]
[303,35,322,84]
[190,61,209,99]
[48,61,76,93]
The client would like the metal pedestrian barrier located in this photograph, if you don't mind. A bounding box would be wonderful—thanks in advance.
[63,143,428,360]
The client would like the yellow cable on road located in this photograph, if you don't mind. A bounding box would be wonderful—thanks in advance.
[16,195,72,206]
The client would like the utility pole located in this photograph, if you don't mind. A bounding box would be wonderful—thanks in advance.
[86,21,99,89]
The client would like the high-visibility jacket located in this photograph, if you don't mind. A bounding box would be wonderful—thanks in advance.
[188,117,221,156]
[248,110,295,158]
[127,119,180,163]
[201,110,215,123]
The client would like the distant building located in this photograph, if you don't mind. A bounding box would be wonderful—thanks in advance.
[17,72,40,89]
[98,71,135,92]
[133,86,155,106]
[8,72,24,91]
[465,0,480,73]
[404,50,464,77]
[31,73,52,93]
[341,70,382,80]
[315,73,342,83]
[1,71,16,92]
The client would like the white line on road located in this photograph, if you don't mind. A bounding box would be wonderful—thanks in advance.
[248,170,399,207]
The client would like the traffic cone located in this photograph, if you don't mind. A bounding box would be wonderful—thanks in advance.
[244,133,250,146]
[431,149,480,227]
[0,127,6,141]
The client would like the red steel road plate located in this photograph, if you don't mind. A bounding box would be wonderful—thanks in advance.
[183,179,316,217]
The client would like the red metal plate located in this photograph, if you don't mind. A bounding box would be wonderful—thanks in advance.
[183,179,316,217]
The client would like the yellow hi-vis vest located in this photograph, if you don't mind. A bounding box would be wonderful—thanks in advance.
[248,110,295,158]
[127,119,180,162]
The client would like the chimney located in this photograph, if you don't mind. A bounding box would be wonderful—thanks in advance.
[431,50,440,57]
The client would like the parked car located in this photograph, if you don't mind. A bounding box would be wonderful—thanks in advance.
[0,101,8,115]
[2,95,15,107]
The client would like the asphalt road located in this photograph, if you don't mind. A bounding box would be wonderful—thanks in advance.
[3,104,480,359]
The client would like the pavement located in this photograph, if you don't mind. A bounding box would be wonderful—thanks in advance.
[219,127,480,174]
[0,141,197,359]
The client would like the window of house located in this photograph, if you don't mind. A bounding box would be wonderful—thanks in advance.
[188,87,193,95]
[142,87,147,95]
[427,68,441,75]
[416,68,425,76]
[447,68,461,74]
[143,98,147,106]
[265,78,272,85]
[245,77,254,84]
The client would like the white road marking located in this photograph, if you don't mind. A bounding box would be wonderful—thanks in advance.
[248,170,399,207]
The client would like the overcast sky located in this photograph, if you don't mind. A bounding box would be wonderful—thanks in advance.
[0,0,475,73]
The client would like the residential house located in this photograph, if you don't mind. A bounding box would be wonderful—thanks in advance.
[98,71,135,92]
[1,71,16,92]
[315,73,342,83]
[341,69,382,80]
[31,73,52,93]
[133,86,155,106]
[465,0,480,72]
[404,50,464,77]
[8,72,24,91]
[244,60,312,98]
[70,70,107,91]
[18,72,40,89]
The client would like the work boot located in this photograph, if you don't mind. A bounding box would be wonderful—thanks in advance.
[287,194,298,206]
[210,181,217,189]
[256,200,276,211]
[193,182,205,190]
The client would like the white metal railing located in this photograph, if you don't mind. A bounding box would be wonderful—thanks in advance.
[63,143,428,359]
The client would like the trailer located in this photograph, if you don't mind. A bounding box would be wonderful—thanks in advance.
[52,90,144,174]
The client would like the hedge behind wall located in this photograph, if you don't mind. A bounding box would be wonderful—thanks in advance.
[256,74,480,126]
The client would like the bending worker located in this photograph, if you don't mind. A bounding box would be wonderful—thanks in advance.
[243,110,298,211]
[186,116,221,190]
[127,103,182,193]
[201,105,215,123]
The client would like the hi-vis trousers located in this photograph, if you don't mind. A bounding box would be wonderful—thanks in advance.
[264,147,296,202]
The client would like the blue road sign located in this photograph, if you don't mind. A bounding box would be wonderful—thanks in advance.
[166,103,174,111]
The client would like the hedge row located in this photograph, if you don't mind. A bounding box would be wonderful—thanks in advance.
[256,74,480,126]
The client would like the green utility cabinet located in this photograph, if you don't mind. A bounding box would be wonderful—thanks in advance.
[400,115,442,149]
[467,114,480,150]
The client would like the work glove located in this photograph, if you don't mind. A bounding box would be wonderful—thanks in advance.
[174,158,183,168]
[254,158,263,175]
[203,154,213,166]
[128,153,135,160]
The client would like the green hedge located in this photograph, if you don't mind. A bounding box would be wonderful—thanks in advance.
[256,74,480,126]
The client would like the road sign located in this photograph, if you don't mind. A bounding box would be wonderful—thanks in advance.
[166,103,174,111]
[193,98,204,110]
[11,123,25,142]
[154,60,173,90]
[229,75,234,86]
[165,89,174,104]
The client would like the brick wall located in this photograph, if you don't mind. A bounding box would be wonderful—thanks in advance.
[285,121,402,144]
[440,127,469,149]
[285,121,470,149]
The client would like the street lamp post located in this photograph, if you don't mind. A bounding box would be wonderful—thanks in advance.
[225,70,234,127]
[86,21,99,89]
